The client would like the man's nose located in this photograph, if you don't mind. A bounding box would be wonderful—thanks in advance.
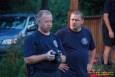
[73,20,76,24]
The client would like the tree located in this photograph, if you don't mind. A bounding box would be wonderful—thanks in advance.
[79,0,104,15]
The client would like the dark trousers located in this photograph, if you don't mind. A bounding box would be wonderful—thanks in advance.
[60,69,89,77]
[30,70,60,77]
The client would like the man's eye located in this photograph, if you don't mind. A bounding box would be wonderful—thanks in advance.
[72,19,75,21]
[72,19,80,21]
[75,19,80,21]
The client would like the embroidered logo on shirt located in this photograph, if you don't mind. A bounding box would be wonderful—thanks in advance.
[53,40,58,48]
[81,37,88,45]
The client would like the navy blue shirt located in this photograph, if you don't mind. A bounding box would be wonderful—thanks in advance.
[24,31,64,72]
[56,27,95,77]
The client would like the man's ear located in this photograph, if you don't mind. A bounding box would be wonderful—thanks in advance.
[81,19,84,25]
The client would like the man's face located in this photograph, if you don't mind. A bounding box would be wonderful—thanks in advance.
[39,14,53,33]
[69,13,83,31]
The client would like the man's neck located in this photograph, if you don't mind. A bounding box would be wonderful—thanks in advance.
[70,27,82,32]
[38,28,50,36]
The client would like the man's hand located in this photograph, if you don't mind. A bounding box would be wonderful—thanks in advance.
[45,50,56,61]
[58,63,69,72]
[109,30,114,39]
[87,64,95,73]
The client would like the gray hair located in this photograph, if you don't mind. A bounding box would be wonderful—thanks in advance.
[36,10,52,24]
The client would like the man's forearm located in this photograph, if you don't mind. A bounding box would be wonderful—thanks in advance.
[103,13,112,31]
[89,48,96,65]
[24,54,47,64]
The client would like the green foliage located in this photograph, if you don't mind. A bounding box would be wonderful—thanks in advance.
[15,0,41,13]
[0,0,105,15]
[79,0,104,15]
[0,0,41,13]
[0,47,26,77]
[49,0,70,32]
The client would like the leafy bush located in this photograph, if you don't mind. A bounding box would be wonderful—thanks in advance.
[0,46,26,77]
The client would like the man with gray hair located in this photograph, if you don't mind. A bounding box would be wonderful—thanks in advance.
[24,10,66,77]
